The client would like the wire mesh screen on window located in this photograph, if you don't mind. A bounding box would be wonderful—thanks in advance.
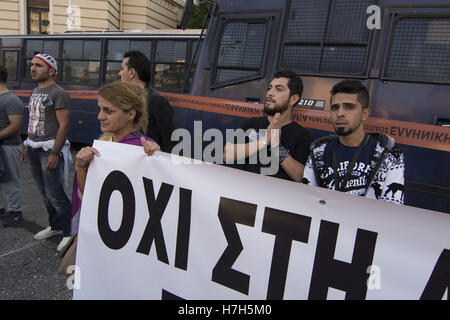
[107,40,152,61]
[282,0,372,74]
[26,40,59,58]
[385,18,450,83]
[156,40,186,63]
[215,22,267,83]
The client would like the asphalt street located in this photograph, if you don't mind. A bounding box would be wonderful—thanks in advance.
[0,145,82,300]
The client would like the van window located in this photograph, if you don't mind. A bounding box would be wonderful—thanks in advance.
[384,17,450,83]
[155,40,186,63]
[213,21,268,85]
[25,39,59,58]
[154,40,187,90]
[281,0,373,75]
[105,40,152,83]
[3,51,18,81]
[62,40,101,85]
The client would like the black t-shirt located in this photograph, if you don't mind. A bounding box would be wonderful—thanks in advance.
[239,116,312,181]
[145,86,174,153]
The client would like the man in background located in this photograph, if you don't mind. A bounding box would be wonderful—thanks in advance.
[0,65,25,227]
[119,50,175,153]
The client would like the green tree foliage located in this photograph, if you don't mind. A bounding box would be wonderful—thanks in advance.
[186,0,211,29]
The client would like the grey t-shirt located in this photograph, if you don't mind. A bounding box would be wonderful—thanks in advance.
[27,82,70,142]
[0,91,26,145]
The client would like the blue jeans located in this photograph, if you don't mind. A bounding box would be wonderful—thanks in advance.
[0,144,23,212]
[27,148,72,236]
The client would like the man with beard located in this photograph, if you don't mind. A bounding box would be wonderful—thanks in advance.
[302,80,405,204]
[20,53,72,251]
[223,70,312,182]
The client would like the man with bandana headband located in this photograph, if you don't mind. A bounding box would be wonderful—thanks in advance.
[223,70,312,182]
[302,80,405,204]
[20,53,72,251]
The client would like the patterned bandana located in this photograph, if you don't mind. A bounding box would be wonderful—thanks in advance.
[33,53,58,75]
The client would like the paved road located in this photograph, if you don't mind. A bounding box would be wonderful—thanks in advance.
[0,145,82,300]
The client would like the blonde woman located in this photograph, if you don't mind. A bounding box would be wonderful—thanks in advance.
[59,82,161,275]
[72,82,160,232]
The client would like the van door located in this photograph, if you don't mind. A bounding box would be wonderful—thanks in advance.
[206,12,280,104]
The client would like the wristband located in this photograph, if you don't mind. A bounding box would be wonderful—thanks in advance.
[75,160,88,172]
[75,165,88,172]
[278,144,290,163]
[49,149,61,157]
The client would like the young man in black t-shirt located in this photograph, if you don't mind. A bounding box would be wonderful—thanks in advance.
[223,71,312,182]
[302,80,405,204]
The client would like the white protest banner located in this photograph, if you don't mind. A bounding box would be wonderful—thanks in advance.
[73,140,450,300]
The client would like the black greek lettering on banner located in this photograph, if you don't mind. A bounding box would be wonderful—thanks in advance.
[212,197,257,295]
[262,207,311,299]
[136,178,174,264]
[98,170,136,250]
[308,220,378,300]
[420,249,450,300]
[175,188,192,271]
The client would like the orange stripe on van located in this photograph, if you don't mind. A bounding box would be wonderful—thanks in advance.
[161,92,450,152]
[290,109,450,152]
[13,90,97,100]
[12,89,450,152]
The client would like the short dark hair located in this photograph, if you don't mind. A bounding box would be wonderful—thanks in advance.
[123,51,151,83]
[272,70,303,104]
[330,80,369,109]
[0,65,7,84]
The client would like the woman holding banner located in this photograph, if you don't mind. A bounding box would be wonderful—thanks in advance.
[73,81,161,229]
[75,82,159,191]
[58,82,160,275]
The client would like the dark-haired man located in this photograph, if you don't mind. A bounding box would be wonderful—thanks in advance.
[0,65,25,227]
[119,50,174,152]
[302,80,405,204]
[223,70,312,182]
[21,53,72,250]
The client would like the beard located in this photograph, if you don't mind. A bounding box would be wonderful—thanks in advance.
[334,126,354,136]
[264,101,289,116]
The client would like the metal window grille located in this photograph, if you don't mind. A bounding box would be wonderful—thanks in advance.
[215,22,267,84]
[43,40,59,58]
[63,40,83,59]
[107,40,130,61]
[25,40,43,58]
[107,40,152,61]
[156,40,186,63]
[282,0,373,75]
[385,17,450,83]
[62,40,101,85]
[130,41,152,60]
[84,41,101,60]
[25,40,59,58]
